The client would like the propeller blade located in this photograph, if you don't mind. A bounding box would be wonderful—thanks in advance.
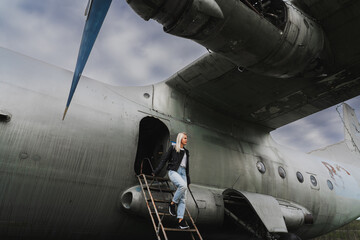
[63,0,112,120]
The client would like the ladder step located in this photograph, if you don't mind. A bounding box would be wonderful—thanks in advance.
[164,227,197,232]
[151,211,173,216]
[147,187,174,193]
[137,172,203,239]
[148,199,172,203]
[151,211,189,217]
[142,175,170,182]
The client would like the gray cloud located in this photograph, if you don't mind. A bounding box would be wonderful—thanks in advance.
[271,98,360,152]
[0,0,205,86]
[0,1,84,74]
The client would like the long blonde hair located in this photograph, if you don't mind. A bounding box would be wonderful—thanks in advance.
[175,132,187,153]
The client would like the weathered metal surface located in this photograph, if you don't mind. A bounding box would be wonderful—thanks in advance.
[128,0,360,131]
[2,0,360,237]
[165,53,360,130]
[2,48,360,239]
[129,0,331,78]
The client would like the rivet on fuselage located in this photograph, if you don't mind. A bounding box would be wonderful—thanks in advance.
[19,152,29,160]
[32,155,41,162]
[238,66,245,72]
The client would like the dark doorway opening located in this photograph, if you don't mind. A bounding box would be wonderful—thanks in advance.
[134,117,170,175]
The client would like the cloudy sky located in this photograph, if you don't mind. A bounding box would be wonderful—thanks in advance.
[1,0,360,153]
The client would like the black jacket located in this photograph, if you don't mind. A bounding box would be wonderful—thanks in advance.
[153,146,191,184]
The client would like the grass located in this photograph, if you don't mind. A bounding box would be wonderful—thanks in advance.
[313,221,360,240]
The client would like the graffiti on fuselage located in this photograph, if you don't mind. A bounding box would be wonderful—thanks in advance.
[322,161,350,178]
[321,161,360,199]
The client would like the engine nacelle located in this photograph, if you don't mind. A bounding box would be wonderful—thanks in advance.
[120,184,314,239]
[120,184,313,234]
[127,0,332,78]
[223,189,314,236]
[278,199,314,230]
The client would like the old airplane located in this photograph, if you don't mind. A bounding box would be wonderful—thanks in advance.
[1,0,360,239]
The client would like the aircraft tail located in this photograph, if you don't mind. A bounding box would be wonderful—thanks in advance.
[343,103,360,152]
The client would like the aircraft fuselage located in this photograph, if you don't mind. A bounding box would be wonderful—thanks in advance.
[1,48,360,239]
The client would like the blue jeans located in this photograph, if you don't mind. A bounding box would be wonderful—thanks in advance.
[168,167,187,219]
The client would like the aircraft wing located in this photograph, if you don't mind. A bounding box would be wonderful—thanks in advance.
[166,52,360,130]
[165,0,360,130]
[64,0,360,128]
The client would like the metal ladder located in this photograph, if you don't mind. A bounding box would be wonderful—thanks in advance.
[137,159,203,240]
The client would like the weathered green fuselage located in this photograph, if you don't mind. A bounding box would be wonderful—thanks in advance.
[1,48,360,239]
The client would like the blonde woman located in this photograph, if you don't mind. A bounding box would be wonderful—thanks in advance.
[153,132,190,229]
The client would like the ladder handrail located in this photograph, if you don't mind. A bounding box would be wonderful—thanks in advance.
[143,174,169,240]
[140,157,155,175]
[164,179,203,240]
[137,175,162,240]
